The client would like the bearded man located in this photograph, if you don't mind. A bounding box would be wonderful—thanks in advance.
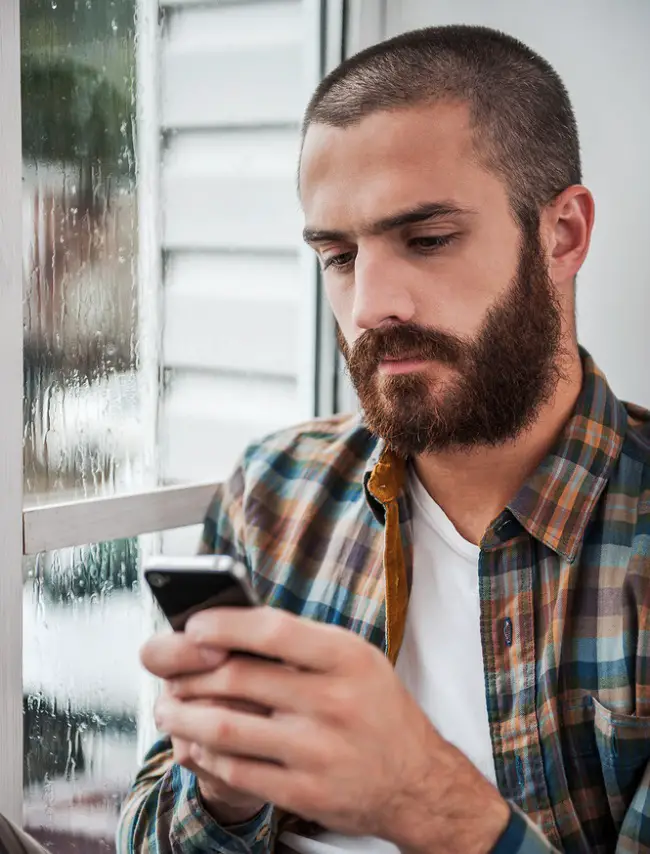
[119,25,650,854]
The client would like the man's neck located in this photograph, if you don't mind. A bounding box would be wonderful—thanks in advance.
[412,351,584,546]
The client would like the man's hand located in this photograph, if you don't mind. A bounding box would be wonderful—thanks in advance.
[140,632,267,825]
[152,607,510,854]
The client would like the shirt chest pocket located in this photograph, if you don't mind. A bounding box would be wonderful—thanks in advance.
[574,696,650,830]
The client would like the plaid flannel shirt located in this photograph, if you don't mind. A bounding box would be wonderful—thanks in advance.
[118,351,650,854]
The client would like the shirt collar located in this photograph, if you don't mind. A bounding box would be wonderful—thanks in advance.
[364,442,406,523]
[363,350,628,561]
[501,350,627,561]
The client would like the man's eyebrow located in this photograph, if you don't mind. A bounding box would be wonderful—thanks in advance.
[302,201,475,245]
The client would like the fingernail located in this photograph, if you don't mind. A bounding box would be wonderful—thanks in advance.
[189,742,203,763]
[199,647,225,667]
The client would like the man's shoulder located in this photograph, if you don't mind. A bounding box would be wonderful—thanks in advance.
[618,402,650,502]
[606,403,650,622]
[203,413,380,557]
[611,401,650,544]
[241,412,379,482]
[622,401,650,466]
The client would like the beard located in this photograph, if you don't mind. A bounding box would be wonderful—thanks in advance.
[338,227,565,457]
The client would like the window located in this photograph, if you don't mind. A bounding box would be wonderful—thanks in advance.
[24,539,141,849]
[0,0,379,848]
[22,0,140,505]
[20,0,154,845]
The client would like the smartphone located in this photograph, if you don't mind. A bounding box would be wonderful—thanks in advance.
[144,554,261,632]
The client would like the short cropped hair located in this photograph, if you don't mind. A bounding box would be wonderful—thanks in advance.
[302,25,582,228]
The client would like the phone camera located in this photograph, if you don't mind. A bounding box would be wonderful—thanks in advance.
[148,572,169,588]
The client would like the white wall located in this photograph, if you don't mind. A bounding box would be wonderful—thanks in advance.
[386,0,650,407]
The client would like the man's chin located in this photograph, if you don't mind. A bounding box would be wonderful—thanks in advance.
[376,377,449,414]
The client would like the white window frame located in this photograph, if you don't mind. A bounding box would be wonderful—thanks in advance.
[0,0,387,825]
[22,483,220,555]
[0,0,25,824]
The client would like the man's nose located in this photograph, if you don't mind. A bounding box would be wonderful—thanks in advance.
[351,247,416,331]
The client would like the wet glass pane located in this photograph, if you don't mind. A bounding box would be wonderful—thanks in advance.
[23,541,141,851]
[21,0,142,503]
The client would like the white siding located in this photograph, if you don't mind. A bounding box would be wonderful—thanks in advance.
[159,0,317,490]
[162,131,302,251]
[162,2,305,128]
[163,373,300,483]
[164,252,302,376]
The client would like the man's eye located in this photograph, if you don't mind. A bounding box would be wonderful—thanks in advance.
[322,251,356,271]
[408,234,458,251]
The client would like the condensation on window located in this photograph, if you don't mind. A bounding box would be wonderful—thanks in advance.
[22,0,142,503]
[23,541,142,850]
[21,1,145,849]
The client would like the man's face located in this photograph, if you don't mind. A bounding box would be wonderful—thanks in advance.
[300,103,564,456]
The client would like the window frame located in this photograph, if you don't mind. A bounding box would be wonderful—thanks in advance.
[23,483,219,555]
[0,0,24,823]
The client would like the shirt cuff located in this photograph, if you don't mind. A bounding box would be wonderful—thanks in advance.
[170,766,274,853]
[490,802,556,854]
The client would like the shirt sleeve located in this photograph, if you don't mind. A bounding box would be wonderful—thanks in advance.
[116,737,275,854]
[199,451,249,562]
[490,803,558,853]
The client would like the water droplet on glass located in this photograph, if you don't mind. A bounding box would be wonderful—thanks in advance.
[111,18,118,32]
[51,0,58,7]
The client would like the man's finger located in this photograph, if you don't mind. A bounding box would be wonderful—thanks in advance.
[185,606,368,673]
[174,736,269,812]
[140,632,227,678]
[190,751,306,817]
[166,685,270,717]
[169,655,322,715]
[155,695,309,765]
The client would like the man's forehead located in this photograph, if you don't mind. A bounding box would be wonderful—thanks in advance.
[299,103,480,213]
[300,149,497,242]
[300,102,474,171]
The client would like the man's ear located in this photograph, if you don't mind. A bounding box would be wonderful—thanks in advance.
[542,185,595,284]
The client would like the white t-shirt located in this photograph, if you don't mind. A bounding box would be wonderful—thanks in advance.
[281,467,496,853]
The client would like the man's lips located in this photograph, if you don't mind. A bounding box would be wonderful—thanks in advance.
[378,356,428,375]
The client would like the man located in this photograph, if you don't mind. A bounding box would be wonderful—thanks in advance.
[118,24,650,854]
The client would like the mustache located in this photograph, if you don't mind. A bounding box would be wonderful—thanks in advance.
[345,323,465,371]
